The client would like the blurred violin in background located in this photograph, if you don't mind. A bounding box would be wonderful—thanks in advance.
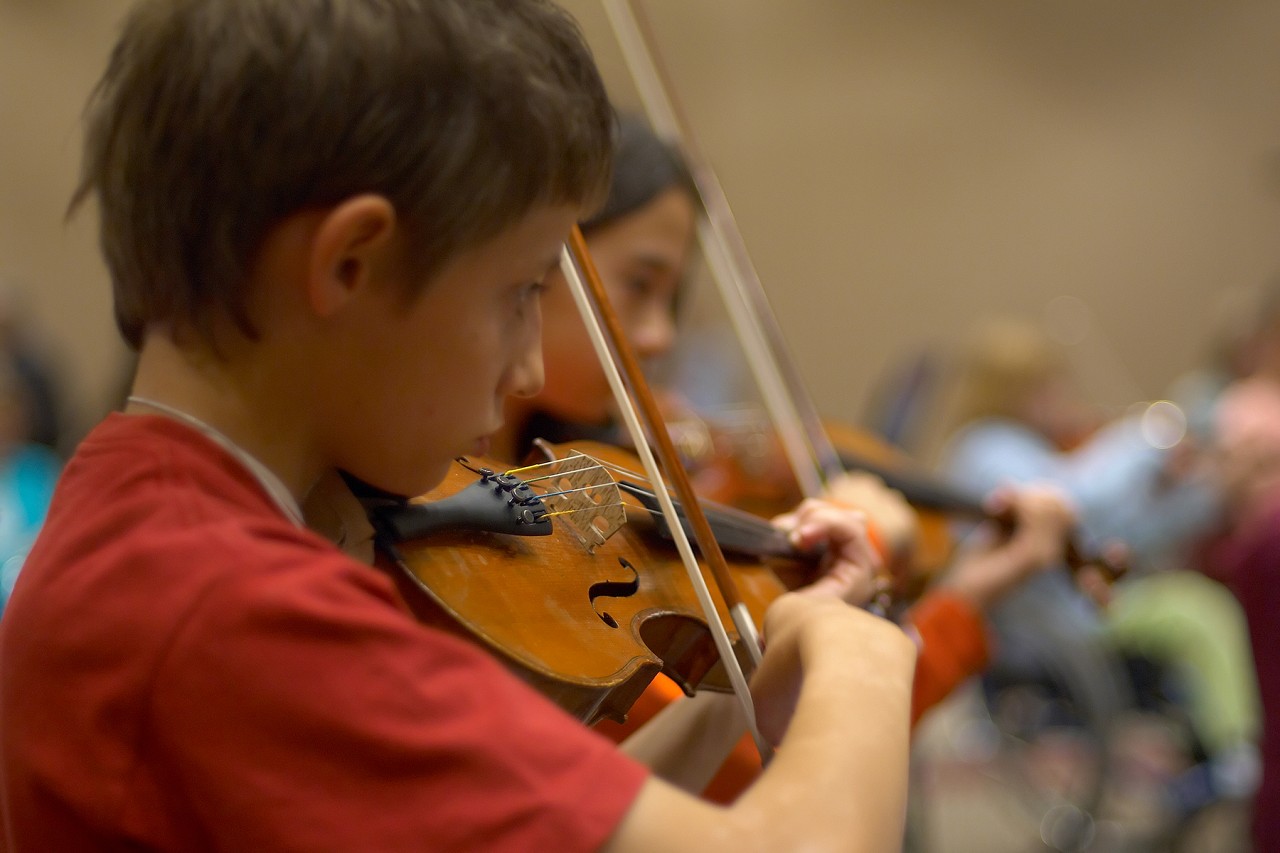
[655,398,1125,604]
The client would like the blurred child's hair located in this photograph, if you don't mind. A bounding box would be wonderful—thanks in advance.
[580,112,694,235]
[71,0,615,349]
[950,317,1065,425]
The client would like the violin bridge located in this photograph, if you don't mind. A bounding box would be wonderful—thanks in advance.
[535,452,626,553]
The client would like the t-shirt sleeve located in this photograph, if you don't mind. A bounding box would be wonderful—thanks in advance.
[147,549,649,852]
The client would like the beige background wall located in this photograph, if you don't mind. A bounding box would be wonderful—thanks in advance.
[3,1,1279,452]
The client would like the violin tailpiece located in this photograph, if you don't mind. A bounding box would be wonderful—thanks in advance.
[524,452,627,553]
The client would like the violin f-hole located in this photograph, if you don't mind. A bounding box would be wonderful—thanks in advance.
[589,557,640,628]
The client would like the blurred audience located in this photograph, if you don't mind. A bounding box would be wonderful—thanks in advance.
[936,316,1259,823]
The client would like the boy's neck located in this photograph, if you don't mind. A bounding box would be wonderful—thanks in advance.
[127,332,324,504]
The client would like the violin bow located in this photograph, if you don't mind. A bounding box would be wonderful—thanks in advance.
[603,0,844,500]
[559,226,774,762]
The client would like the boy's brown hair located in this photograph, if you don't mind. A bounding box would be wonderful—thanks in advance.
[71,0,614,349]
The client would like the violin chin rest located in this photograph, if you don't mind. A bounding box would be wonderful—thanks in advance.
[374,471,552,542]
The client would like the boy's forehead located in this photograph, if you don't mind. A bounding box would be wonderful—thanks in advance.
[505,203,581,255]
[436,204,578,277]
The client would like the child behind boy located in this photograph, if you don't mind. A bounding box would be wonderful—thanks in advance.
[0,1,937,850]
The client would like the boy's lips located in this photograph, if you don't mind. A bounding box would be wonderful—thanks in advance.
[470,435,492,456]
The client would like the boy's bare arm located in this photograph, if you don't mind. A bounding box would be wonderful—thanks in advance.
[604,594,917,853]
[617,691,747,794]
[617,494,895,796]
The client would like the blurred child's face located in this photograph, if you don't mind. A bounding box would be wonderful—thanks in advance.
[1020,368,1098,449]
[534,187,696,424]
[326,203,579,496]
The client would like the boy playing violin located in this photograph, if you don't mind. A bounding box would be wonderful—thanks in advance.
[0,1,938,850]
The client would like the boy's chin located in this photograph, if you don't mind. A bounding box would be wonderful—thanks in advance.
[407,460,457,498]
[351,460,454,502]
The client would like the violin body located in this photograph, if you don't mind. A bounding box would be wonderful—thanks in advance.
[377,447,787,726]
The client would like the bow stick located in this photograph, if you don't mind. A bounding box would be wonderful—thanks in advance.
[560,226,773,762]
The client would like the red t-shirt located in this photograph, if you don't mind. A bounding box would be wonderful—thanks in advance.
[0,414,648,851]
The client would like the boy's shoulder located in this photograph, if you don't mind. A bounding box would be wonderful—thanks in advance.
[8,412,395,661]
[54,412,306,539]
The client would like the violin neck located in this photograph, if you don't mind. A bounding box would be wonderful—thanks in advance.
[835,450,986,517]
[615,479,799,560]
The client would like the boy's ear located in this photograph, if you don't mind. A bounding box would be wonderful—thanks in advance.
[307,195,398,316]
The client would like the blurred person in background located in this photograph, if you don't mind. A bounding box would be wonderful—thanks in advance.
[1168,281,1280,447]
[1200,279,1280,851]
[0,283,65,453]
[937,316,1259,825]
[0,357,61,616]
[0,283,66,616]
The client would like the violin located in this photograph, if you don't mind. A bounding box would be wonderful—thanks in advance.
[353,440,829,726]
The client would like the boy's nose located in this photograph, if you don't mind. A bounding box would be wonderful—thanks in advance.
[508,341,545,399]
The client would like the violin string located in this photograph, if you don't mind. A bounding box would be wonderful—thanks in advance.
[505,457,656,490]
[541,503,629,520]
[531,483,619,502]
[516,453,753,512]
[521,453,652,487]
[502,461,565,479]
[505,455,778,542]
[503,460,614,483]
[586,458,649,482]
[497,459,634,517]
[507,469,599,486]
[509,457,779,534]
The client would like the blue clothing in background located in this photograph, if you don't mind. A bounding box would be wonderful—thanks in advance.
[939,415,1223,719]
[941,415,1221,573]
[0,444,61,616]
